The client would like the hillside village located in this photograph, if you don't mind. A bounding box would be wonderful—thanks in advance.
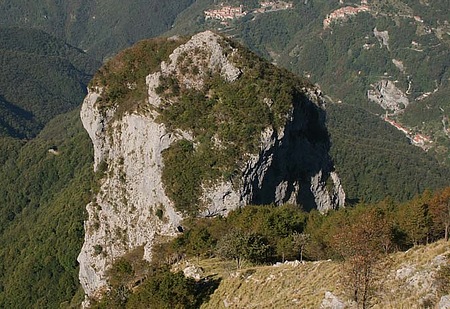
[204,1,293,23]
[383,116,433,149]
[323,3,370,29]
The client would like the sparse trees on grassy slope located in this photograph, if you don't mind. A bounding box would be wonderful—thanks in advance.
[331,208,392,309]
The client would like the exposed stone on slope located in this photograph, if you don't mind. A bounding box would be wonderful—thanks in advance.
[160,31,241,89]
[439,295,450,309]
[320,291,346,309]
[392,59,406,73]
[387,252,449,307]
[78,31,345,303]
[374,27,390,50]
[367,80,409,113]
[183,264,204,280]
[240,92,345,212]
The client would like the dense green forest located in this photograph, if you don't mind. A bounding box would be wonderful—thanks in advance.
[326,103,450,203]
[0,0,195,60]
[0,28,98,307]
[0,27,99,138]
[0,109,94,308]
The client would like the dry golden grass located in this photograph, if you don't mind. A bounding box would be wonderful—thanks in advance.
[186,240,450,308]
[371,240,450,309]
[198,260,343,309]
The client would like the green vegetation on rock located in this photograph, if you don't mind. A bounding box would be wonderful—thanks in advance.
[91,38,186,118]
[157,39,313,215]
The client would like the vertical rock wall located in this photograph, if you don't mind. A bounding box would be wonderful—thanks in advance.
[78,31,345,304]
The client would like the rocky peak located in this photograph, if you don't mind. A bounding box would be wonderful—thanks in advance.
[78,31,345,305]
[161,31,241,86]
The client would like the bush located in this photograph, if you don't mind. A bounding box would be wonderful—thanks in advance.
[126,268,197,309]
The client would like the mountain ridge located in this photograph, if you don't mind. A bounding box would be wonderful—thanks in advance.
[0,1,448,307]
[0,27,99,138]
[78,30,344,305]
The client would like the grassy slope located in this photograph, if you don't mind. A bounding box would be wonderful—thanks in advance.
[195,240,449,308]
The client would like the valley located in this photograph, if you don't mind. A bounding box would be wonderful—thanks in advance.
[0,0,448,308]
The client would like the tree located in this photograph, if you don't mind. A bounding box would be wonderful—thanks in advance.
[126,267,197,309]
[291,232,310,262]
[397,195,432,246]
[303,210,329,260]
[331,208,391,308]
[429,187,450,241]
[216,230,270,269]
[216,230,248,269]
[185,227,215,263]
[276,236,294,262]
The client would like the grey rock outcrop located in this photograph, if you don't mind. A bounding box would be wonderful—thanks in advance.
[439,295,450,309]
[160,31,241,88]
[367,80,409,113]
[78,31,344,303]
[183,264,204,280]
[78,98,183,302]
[374,28,390,50]
[320,291,346,309]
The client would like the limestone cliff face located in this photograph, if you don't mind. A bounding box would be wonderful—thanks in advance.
[78,31,345,303]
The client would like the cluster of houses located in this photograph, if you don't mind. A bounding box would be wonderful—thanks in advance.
[384,117,432,148]
[323,1,427,30]
[255,1,293,13]
[323,4,370,28]
[204,1,293,22]
[204,4,246,21]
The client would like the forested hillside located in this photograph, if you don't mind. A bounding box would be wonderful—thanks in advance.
[0,109,94,308]
[0,26,99,308]
[166,0,450,202]
[326,103,450,203]
[0,27,99,138]
[0,0,195,60]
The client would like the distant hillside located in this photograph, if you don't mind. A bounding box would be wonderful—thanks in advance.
[166,0,450,201]
[0,27,99,138]
[0,108,93,308]
[0,0,195,60]
[326,103,450,203]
